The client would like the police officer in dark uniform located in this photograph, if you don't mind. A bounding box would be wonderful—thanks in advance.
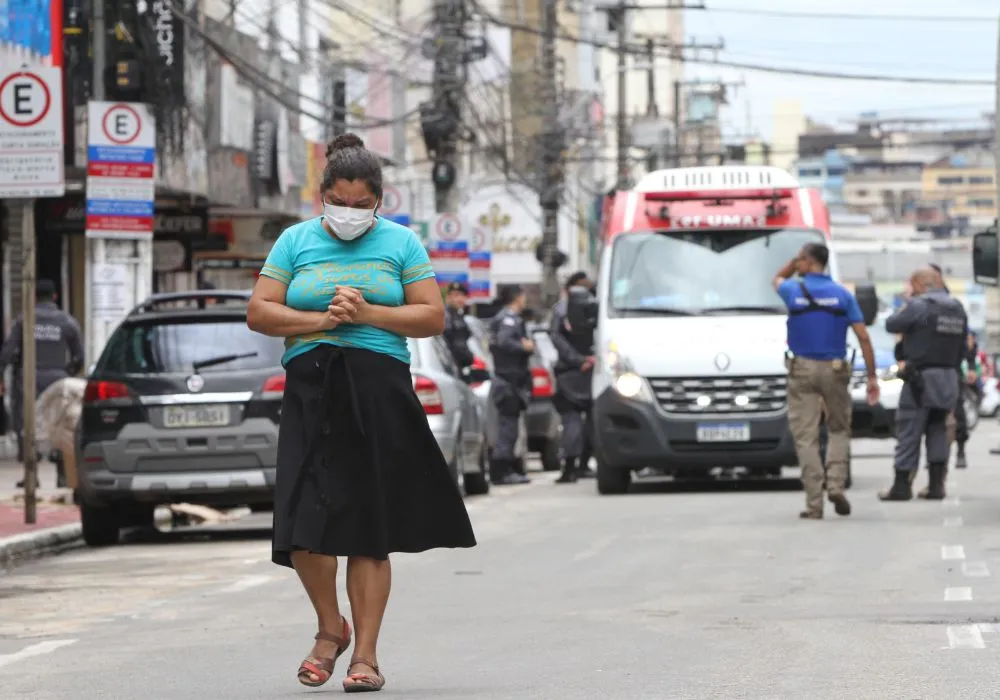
[487,286,534,486]
[880,267,968,501]
[0,280,84,488]
[928,263,976,470]
[550,272,598,483]
[442,282,475,371]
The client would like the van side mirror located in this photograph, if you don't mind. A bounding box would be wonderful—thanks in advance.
[972,230,998,286]
[854,284,879,326]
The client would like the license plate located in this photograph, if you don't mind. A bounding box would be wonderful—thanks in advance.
[696,422,750,442]
[163,404,231,429]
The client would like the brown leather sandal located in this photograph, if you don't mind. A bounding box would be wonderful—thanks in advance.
[297,617,352,688]
[343,657,386,693]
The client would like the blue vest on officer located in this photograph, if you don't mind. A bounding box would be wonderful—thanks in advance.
[777,274,863,361]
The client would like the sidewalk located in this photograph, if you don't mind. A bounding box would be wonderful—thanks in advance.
[0,456,81,565]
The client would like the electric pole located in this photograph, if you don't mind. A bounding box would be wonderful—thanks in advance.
[538,0,566,307]
[989,13,1000,351]
[599,2,709,186]
[426,0,466,213]
[672,79,682,166]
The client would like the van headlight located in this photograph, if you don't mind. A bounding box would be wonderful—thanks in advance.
[605,343,654,403]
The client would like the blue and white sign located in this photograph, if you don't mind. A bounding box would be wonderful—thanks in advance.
[428,213,470,288]
[468,224,494,301]
[85,101,156,239]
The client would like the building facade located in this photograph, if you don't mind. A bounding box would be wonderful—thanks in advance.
[921,153,997,230]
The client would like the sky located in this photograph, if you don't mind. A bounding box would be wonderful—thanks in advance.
[683,0,998,142]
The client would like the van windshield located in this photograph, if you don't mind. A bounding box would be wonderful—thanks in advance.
[608,228,827,316]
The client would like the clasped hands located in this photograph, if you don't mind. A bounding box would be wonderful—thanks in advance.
[324,286,369,329]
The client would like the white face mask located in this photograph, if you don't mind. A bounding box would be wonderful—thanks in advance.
[323,203,376,241]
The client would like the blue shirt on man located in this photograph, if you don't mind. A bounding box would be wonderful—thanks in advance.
[777,273,863,361]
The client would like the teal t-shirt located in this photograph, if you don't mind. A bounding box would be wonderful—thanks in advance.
[259,216,435,366]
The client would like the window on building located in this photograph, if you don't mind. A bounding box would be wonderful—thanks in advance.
[798,168,822,178]
[937,176,964,186]
[827,167,847,177]
[969,175,994,185]
[969,198,995,208]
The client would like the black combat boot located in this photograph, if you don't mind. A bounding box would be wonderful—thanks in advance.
[556,457,578,484]
[54,454,67,489]
[922,463,947,500]
[878,470,914,501]
[576,455,596,479]
[493,460,530,485]
[955,443,968,470]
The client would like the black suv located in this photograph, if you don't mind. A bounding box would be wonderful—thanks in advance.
[75,291,285,546]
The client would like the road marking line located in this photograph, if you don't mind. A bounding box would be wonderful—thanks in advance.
[572,535,618,562]
[214,575,274,594]
[945,587,973,602]
[947,625,985,649]
[943,496,962,507]
[0,640,77,669]
[962,562,991,578]
[941,545,966,561]
[943,516,964,527]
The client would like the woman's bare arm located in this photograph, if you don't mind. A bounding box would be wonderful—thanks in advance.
[247,276,336,337]
[337,278,445,338]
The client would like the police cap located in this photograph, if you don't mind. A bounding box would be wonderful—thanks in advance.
[446,282,469,295]
[565,270,589,290]
[35,279,56,299]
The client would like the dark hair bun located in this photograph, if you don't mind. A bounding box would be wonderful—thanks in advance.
[326,133,365,157]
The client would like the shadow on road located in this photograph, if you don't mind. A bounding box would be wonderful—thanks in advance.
[626,475,804,496]
[120,518,273,547]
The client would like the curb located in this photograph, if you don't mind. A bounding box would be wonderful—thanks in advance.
[0,523,83,568]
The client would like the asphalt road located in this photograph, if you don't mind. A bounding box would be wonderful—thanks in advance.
[3,432,1000,699]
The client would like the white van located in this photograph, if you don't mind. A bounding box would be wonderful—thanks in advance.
[591,166,876,494]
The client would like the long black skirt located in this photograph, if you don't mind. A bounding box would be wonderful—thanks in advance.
[272,344,477,566]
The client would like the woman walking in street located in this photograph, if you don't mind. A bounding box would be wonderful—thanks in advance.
[247,133,477,692]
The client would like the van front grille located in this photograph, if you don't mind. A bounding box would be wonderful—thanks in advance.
[646,375,788,414]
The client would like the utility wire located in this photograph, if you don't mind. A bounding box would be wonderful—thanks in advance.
[470,3,995,86]
[168,0,421,128]
[706,6,995,23]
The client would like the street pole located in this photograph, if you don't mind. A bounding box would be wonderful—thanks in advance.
[432,0,464,214]
[20,202,37,524]
[93,0,105,101]
[991,14,1000,351]
[615,0,629,189]
[672,79,681,166]
[539,0,563,308]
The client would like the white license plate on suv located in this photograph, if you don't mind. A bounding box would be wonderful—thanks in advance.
[163,404,231,429]
[696,422,750,442]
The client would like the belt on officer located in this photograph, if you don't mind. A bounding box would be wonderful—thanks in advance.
[785,350,855,372]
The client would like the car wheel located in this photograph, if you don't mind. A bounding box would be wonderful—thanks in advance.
[541,439,561,472]
[596,459,631,495]
[464,445,491,496]
[80,504,121,547]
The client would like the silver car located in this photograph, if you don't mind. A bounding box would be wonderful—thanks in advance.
[407,336,490,495]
